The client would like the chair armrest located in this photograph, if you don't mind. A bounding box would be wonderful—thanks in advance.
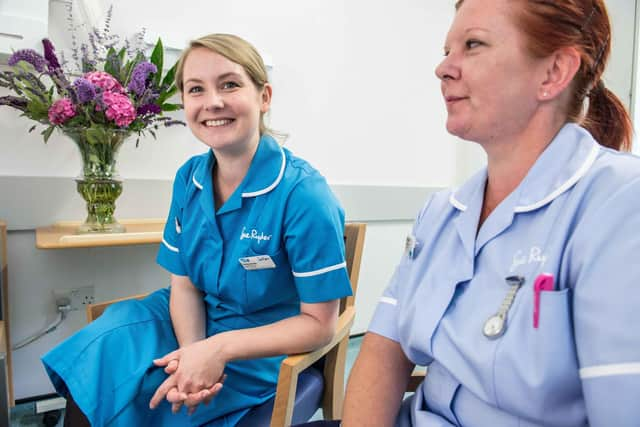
[86,293,149,322]
[407,370,426,392]
[270,306,355,427]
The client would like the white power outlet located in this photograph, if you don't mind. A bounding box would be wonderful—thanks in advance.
[53,286,95,311]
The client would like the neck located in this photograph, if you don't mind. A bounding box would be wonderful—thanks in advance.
[212,136,260,208]
[479,114,565,227]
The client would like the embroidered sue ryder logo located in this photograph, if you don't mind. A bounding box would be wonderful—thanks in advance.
[240,227,272,244]
[509,246,547,273]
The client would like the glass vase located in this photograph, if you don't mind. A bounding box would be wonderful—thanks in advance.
[64,127,130,234]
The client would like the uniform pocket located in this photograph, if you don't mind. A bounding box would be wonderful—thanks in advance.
[495,288,581,421]
[243,248,294,314]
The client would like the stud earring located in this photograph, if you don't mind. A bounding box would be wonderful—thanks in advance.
[542,91,549,98]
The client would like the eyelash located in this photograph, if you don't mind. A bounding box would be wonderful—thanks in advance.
[465,39,483,49]
[188,86,203,94]
[222,81,239,90]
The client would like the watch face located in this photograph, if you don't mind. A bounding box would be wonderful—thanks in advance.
[483,315,505,338]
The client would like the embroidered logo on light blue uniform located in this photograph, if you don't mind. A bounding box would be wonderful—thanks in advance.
[240,226,272,244]
[510,246,548,272]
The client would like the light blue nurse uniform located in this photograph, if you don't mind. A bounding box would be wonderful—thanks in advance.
[370,124,640,426]
[42,134,352,427]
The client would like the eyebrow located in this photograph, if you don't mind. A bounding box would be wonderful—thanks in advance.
[183,72,244,86]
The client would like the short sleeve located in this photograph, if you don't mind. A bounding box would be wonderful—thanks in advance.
[283,176,352,303]
[570,176,640,426]
[368,196,433,342]
[156,169,188,276]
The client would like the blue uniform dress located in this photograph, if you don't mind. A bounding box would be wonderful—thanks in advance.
[42,134,353,427]
[370,124,640,427]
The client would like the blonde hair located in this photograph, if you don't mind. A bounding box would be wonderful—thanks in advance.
[175,33,272,136]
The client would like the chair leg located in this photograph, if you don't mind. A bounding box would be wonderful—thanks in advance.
[63,394,90,427]
[321,335,349,419]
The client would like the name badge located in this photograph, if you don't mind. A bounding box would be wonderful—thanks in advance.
[239,255,276,270]
[405,234,418,258]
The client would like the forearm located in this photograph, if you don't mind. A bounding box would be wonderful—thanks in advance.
[208,300,339,363]
[170,274,206,347]
[342,332,415,426]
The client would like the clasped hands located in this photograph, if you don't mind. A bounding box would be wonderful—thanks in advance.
[149,339,227,415]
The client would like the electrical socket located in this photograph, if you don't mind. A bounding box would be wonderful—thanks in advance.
[53,286,95,311]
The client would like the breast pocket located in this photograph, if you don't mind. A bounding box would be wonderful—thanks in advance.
[243,247,294,314]
[495,288,581,421]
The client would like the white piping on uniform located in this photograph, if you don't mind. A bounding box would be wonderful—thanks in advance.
[192,174,203,190]
[379,296,398,306]
[515,143,600,213]
[449,193,467,211]
[579,362,640,379]
[162,238,179,253]
[242,147,286,198]
[292,261,346,278]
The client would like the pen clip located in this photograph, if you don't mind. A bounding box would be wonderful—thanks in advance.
[533,273,554,329]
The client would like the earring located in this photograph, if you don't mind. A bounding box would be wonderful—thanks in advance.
[542,91,549,98]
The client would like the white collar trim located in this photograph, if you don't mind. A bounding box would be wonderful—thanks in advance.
[192,174,204,190]
[514,142,600,213]
[449,193,468,211]
[241,146,286,198]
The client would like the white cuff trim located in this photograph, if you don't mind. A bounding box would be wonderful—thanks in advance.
[580,362,640,379]
[292,261,346,278]
[162,238,179,253]
[380,296,398,306]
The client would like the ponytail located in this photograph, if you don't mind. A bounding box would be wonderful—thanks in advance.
[581,80,633,151]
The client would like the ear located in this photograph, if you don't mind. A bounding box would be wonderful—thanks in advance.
[260,83,272,113]
[539,46,581,101]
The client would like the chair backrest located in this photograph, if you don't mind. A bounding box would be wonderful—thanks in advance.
[342,223,366,313]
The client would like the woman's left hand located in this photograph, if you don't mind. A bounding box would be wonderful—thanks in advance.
[149,338,227,411]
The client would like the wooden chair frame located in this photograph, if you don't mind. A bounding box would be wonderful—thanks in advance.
[87,222,367,427]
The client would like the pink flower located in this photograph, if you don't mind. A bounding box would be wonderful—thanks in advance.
[48,98,76,125]
[84,71,124,93]
[101,91,136,127]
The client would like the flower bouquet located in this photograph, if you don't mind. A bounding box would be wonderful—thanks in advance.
[0,7,184,233]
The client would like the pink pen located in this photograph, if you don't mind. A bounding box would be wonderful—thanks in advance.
[533,273,554,329]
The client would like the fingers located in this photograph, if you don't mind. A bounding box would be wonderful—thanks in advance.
[153,349,180,367]
[150,375,179,409]
[203,383,223,406]
[164,359,179,374]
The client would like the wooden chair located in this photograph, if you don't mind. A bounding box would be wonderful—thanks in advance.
[0,221,14,410]
[87,222,367,426]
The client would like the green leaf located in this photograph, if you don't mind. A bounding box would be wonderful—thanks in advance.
[41,126,55,143]
[161,62,177,89]
[150,38,164,85]
[104,47,119,78]
[86,126,109,145]
[161,102,181,112]
[157,85,177,105]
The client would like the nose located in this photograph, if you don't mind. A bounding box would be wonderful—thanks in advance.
[206,91,224,111]
[435,53,460,81]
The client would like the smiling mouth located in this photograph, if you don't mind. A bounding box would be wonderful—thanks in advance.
[203,119,234,127]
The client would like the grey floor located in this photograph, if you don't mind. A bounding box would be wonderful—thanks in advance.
[10,335,364,426]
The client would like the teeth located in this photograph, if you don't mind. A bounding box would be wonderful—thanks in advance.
[204,119,232,127]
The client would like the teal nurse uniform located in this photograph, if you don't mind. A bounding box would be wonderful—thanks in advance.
[370,124,640,426]
[42,134,352,427]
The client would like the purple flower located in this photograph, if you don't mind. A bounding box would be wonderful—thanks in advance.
[0,95,28,111]
[7,50,47,72]
[127,61,157,96]
[137,103,161,116]
[48,98,76,124]
[42,39,61,70]
[73,78,97,103]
